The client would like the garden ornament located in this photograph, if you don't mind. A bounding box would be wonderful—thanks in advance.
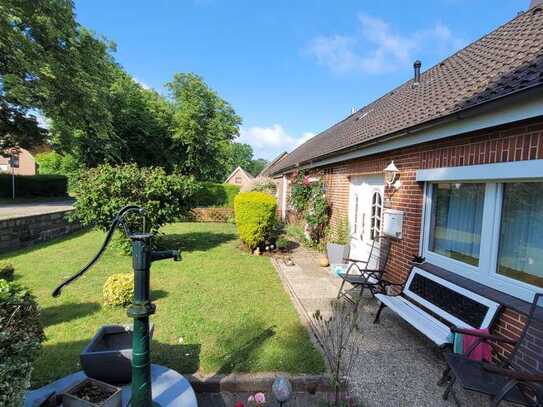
[52,205,181,407]
[272,376,292,406]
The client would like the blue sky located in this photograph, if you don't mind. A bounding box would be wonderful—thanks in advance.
[74,0,526,160]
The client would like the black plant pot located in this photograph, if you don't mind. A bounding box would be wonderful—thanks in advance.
[80,324,154,384]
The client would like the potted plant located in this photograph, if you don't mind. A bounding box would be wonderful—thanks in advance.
[62,378,121,407]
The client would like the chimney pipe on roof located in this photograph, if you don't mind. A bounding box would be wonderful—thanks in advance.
[351,106,356,114]
[529,0,543,9]
[413,60,422,86]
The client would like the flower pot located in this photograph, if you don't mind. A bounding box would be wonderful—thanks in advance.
[319,255,329,267]
[80,324,154,384]
[62,378,121,407]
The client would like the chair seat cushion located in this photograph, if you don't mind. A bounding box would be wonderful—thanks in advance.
[447,353,528,404]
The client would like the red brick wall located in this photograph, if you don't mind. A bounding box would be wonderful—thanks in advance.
[283,116,543,356]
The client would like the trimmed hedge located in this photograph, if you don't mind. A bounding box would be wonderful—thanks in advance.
[193,183,240,208]
[0,280,45,406]
[0,174,68,198]
[234,192,277,249]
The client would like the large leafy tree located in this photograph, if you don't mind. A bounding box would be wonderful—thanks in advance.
[224,142,253,176]
[0,0,115,154]
[167,73,241,181]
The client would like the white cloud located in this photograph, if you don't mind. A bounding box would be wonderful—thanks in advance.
[238,124,315,160]
[306,13,465,75]
[134,77,151,90]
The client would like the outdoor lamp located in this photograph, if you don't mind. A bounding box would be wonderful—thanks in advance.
[272,376,293,406]
[384,161,401,189]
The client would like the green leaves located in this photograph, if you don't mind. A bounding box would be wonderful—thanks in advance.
[167,73,242,181]
[73,164,200,236]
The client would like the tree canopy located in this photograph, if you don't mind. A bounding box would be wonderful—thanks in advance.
[1,1,267,182]
[0,0,115,152]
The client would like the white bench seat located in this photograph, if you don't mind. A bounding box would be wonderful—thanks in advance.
[375,293,451,346]
[373,266,501,348]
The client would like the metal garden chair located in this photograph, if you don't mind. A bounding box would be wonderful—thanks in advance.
[335,235,391,305]
[441,293,543,406]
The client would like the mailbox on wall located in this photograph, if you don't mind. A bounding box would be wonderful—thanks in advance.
[383,209,404,239]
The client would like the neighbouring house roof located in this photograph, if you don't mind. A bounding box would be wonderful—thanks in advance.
[272,6,543,174]
[224,166,254,183]
[258,152,288,177]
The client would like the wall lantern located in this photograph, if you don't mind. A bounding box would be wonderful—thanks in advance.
[384,161,401,189]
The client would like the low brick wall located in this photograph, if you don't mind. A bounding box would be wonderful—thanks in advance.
[191,207,234,223]
[0,210,83,253]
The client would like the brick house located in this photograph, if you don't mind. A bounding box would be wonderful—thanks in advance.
[224,166,254,191]
[268,3,543,359]
[0,148,37,175]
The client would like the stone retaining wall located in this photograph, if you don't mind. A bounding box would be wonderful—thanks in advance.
[0,210,83,253]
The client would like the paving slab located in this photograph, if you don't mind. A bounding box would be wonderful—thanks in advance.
[272,246,514,407]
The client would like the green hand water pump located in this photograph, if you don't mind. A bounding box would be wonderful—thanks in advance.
[52,205,180,407]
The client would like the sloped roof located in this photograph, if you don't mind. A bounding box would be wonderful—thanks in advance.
[273,6,543,174]
[258,151,288,177]
[224,166,254,183]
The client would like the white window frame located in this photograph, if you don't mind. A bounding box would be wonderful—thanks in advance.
[419,159,543,303]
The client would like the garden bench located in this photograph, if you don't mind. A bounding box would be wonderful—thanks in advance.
[373,266,501,347]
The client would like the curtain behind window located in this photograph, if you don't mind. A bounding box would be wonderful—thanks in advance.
[430,183,484,266]
[498,183,543,288]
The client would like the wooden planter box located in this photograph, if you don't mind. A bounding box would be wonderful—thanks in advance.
[62,378,121,407]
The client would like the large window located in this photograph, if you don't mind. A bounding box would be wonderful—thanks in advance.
[422,177,543,301]
[429,183,484,266]
[497,183,543,288]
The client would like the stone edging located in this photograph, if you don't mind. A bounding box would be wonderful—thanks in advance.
[187,372,333,394]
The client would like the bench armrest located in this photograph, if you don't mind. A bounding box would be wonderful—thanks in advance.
[482,364,543,382]
[450,327,518,345]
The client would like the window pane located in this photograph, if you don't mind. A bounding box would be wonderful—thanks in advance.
[430,183,484,266]
[497,183,543,288]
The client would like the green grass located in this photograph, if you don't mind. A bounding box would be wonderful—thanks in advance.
[2,222,324,388]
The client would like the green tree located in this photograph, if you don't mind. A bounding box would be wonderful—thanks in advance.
[167,73,241,181]
[108,68,175,168]
[224,142,253,175]
[248,158,268,176]
[0,1,116,154]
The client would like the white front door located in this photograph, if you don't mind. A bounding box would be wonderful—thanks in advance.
[348,175,385,262]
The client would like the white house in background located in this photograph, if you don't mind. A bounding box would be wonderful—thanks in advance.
[224,166,254,190]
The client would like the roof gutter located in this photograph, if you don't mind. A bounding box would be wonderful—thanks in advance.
[271,84,543,176]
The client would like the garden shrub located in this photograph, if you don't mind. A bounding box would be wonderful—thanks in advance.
[0,280,45,406]
[35,151,81,192]
[234,192,277,249]
[193,182,240,207]
[250,177,277,195]
[73,164,199,237]
[0,262,14,281]
[103,273,134,307]
[0,174,68,198]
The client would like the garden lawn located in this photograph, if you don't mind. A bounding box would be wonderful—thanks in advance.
[2,222,324,388]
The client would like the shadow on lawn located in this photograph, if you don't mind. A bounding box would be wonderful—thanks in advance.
[41,302,101,328]
[156,232,237,253]
[152,342,201,374]
[217,325,276,374]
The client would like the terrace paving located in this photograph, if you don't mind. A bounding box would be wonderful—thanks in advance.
[272,246,513,407]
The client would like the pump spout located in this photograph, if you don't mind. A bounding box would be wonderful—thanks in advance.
[151,249,181,262]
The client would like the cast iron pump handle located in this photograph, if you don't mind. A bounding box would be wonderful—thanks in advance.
[51,205,179,298]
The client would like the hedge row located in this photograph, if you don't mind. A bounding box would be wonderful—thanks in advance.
[0,175,68,198]
[193,182,240,208]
